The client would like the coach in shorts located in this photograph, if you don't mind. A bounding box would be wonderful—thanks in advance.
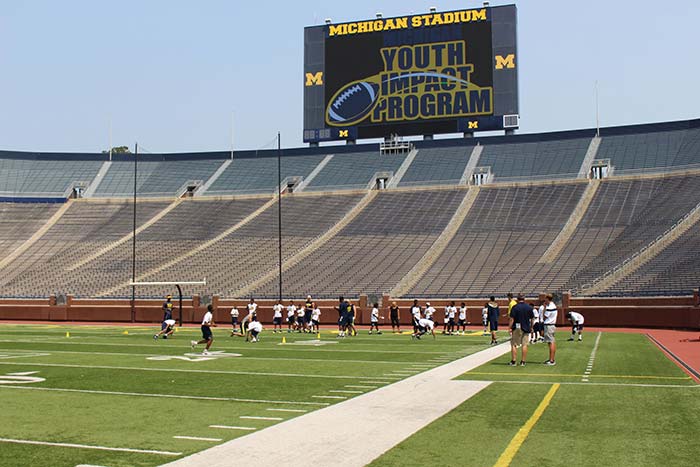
[509,294,534,366]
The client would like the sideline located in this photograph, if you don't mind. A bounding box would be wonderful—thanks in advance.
[159,344,510,467]
[0,437,181,456]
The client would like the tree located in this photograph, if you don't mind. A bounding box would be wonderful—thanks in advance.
[102,146,131,154]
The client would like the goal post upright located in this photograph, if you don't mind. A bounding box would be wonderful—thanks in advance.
[128,279,207,326]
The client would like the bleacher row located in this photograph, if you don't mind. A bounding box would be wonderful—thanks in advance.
[2,119,698,198]
[0,118,699,299]
[1,173,700,299]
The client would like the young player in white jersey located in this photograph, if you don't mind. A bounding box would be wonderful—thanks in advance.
[411,299,422,333]
[296,305,305,332]
[447,301,457,335]
[154,318,176,340]
[424,302,436,322]
[247,298,258,317]
[229,305,239,337]
[191,304,216,355]
[272,300,283,333]
[482,303,489,335]
[458,302,467,335]
[286,301,297,332]
[368,303,382,335]
[567,311,585,341]
[247,318,263,343]
[529,302,541,344]
[310,304,321,333]
[412,318,435,340]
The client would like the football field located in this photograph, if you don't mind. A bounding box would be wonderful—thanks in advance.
[0,324,698,467]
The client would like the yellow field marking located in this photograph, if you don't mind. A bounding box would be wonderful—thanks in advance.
[467,372,691,380]
[494,383,560,467]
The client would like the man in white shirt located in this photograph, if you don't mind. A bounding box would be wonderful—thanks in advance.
[482,304,489,336]
[247,298,258,317]
[191,304,216,355]
[311,304,321,333]
[447,301,457,335]
[272,300,284,333]
[567,311,585,342]
[542,294,558,365]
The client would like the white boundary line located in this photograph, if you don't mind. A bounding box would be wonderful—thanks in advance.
[0,361,372,380]
[209,425,256,431]
[0,384,329,406]
[582,332,602,382]
[173,436,220,442]
[0,437,181,456]
[239,416,283,421]
[492,380,699,389]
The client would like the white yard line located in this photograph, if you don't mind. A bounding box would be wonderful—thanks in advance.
[0,385,329,406]
[0,361,371,380]
[311,395,346,400]
[159,343,510,467]
[239,416,283,421]
[0,437,181,456]
[0,339,449,354]
[344,385,376,389]
[173,436,221,442]
[266,408,307,413]
[582,332,602,382]
[329,390,363,394]
[209,426,256,431]
[358,380,391,384]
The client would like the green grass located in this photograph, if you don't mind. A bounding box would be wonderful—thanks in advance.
[1,326,697,467]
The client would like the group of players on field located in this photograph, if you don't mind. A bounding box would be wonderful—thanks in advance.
[153,293,586,356]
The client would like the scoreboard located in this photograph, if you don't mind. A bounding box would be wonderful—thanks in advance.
[303,5,518,143]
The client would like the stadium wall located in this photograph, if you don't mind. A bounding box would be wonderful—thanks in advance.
[1,293,698,329]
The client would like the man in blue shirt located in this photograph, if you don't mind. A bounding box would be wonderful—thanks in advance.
[509,294,534,366]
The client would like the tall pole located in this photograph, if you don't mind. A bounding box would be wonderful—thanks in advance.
[131,143,138,323]
[230,112,235,160]
[277,132,283,302]
[595,81,600,138]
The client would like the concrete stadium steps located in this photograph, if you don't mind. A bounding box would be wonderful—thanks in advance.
[103,192,367,298]
[404,181,586,297]
[250,188,467,299]
[305,151,408,191]
[0,155,103,195]
[0,200,170,297]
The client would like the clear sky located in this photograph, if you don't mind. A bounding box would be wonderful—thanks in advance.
[1,0,698,153]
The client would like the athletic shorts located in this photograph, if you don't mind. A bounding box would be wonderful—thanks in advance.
[573,324,584,332]
[543,325,556,342]
[448,318,455,326]
[511,328,529,348]
[458,319,466,326]
[273,317,282,325]
[201,325,213,340]
[251,330,259,338]
[482,318,488,326]
[312,319,319,326]
[489,321,498,332]
[533,322,543,332]
[297,316,305,324]
[231,318,238,326]
[161,322,168,330]
[391,316,399,326]
[370,320,378,325]
[287,316,295,324]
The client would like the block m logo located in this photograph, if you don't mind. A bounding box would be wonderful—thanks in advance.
[305,72,324,86]
[468,121,479,129]
[495,54,516,69]
[339,130,349,137]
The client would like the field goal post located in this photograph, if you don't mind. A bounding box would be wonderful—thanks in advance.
[128,279,206,326]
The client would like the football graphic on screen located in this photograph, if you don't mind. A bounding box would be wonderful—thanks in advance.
[326,80,380,126]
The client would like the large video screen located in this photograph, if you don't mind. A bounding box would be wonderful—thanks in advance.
[303,5,518,143]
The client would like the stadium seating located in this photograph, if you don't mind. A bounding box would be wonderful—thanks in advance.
[405,182,586,297]
[1,118,699,299]
[398,146,473,186]
[305,151,408,190]
[251,189,467,298]
[94,158,223,197]
[0,152,103,195]
[476,136,590,181]
[207,153,326,194]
